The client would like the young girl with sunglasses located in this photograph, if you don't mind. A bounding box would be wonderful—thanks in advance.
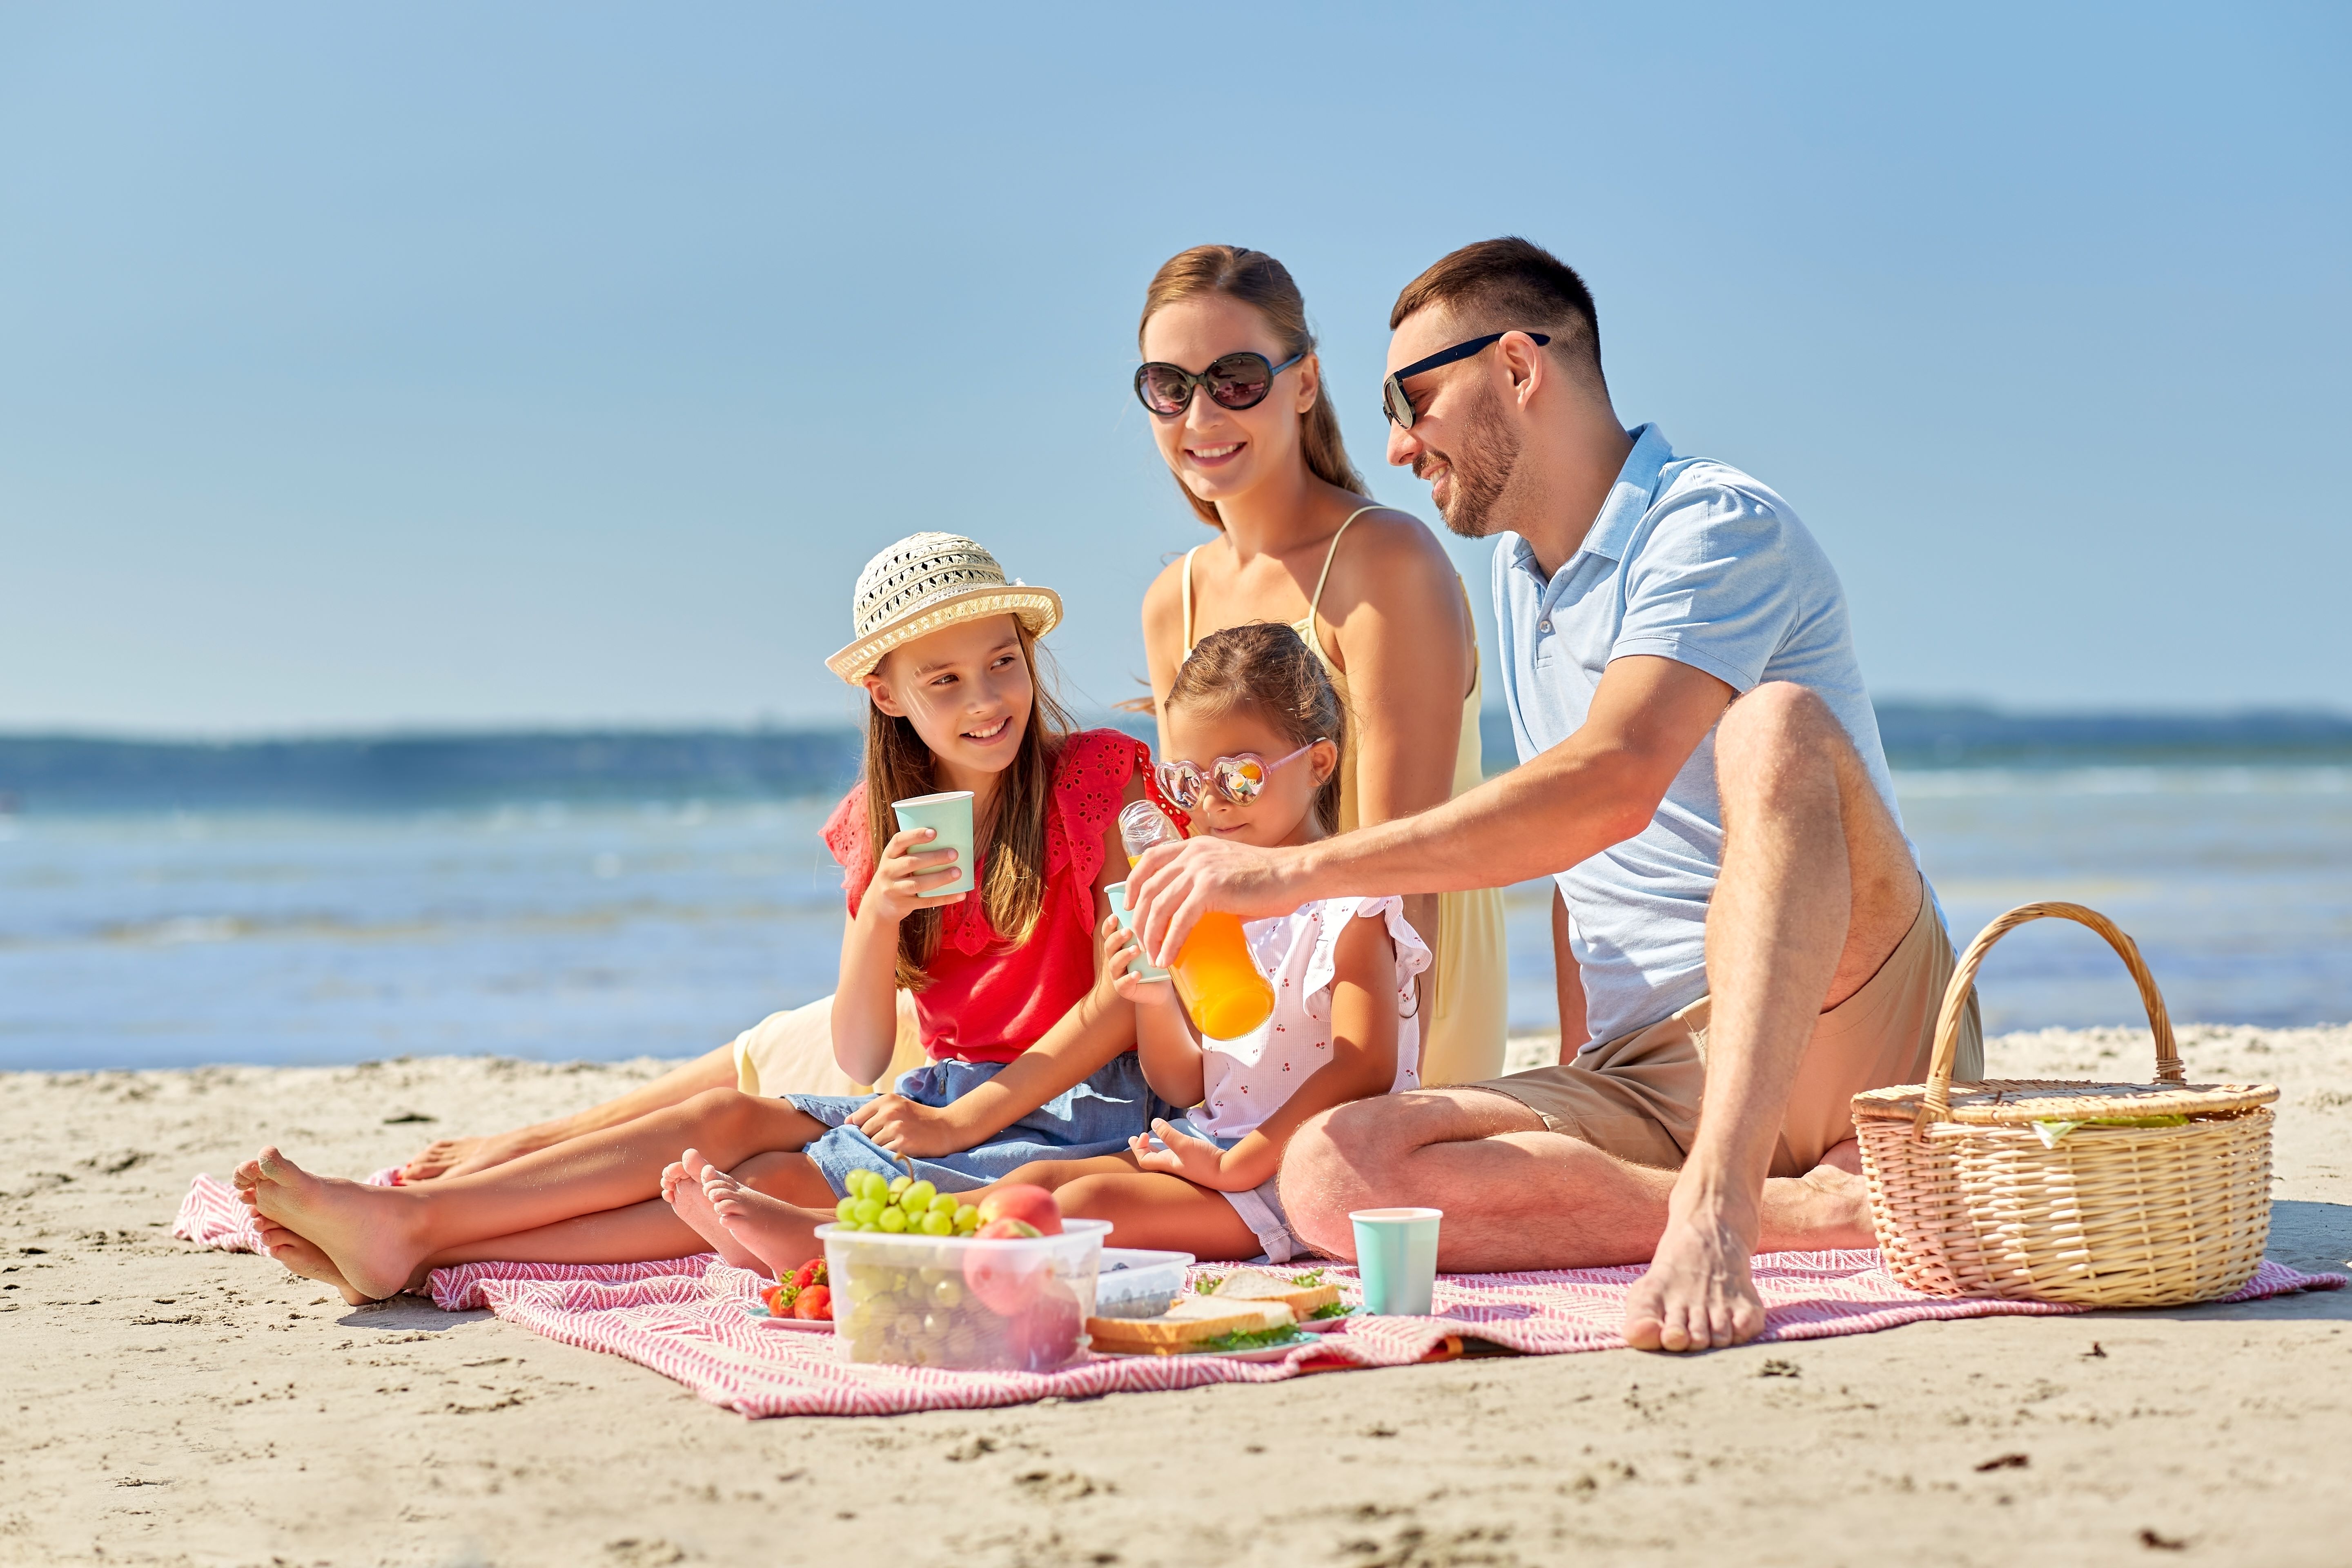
[901,621,1431,1264]
[238,532,1184,1301]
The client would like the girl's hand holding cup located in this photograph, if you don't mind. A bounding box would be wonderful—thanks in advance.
[862,826,967,924]
[1095,913,1173,1008]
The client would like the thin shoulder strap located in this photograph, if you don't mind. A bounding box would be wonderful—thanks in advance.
[1180,545,1202,654]
[1307,506,1384,618]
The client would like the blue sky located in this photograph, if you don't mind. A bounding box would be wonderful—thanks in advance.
[2,2,2344,735]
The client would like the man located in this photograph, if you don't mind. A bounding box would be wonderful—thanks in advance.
[1128,237,1980,1352]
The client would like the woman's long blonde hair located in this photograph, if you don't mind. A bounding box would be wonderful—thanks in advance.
[1139,245,1369,527]
[861,623,1075,990]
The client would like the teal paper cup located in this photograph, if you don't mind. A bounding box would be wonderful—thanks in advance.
[1350,1207,1442,1315]
[891,790,974,899]
[1104,881,1169,981]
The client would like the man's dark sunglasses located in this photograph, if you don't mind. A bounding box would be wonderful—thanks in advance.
[1133,349,1307,418]
[1381,331,1550,428]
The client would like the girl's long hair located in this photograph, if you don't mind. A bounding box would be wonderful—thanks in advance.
[1165,621,1348,833]
[1138,245,1369,527]
[861,623,1075,990]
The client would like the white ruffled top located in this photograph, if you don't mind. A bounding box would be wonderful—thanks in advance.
[1187,895,1433,1140]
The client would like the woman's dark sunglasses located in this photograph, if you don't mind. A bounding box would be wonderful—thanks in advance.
[1381,331,1550,428]
[1133,350,1306,418]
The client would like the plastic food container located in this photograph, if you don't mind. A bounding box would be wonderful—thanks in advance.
[821,1218,1110,1372]
[1091,1248,1194,1320]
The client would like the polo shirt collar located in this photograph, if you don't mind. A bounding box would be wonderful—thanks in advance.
[1577,423,1673,566]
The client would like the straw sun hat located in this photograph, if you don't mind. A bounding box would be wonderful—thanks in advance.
[826,532,1063,684]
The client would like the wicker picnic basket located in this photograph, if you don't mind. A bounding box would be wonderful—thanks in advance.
[1852,901,2276,1307]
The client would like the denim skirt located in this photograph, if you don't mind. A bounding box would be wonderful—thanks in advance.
[786,1052,1177,1199]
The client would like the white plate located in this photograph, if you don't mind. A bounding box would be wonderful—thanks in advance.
[745,1306,835,1332]
[1090,1332,1321,1363]
[1299,1307,1360,1333]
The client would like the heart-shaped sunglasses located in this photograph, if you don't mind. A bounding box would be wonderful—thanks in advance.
[1155,740,1325,812]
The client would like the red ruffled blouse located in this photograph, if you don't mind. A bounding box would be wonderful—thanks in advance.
[822,728,1163,1064]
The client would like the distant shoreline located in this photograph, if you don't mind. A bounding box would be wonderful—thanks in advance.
[3,704,2350,814]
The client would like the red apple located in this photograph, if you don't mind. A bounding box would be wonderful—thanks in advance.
[976,1217,1041,1241]
[976,1183,1062,1236]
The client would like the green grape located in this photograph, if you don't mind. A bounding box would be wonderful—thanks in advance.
[853,1169,886,1201]
[931,1277,963,1309]
[927,1192,960,1217]
[877,1206,908,1233]
[900,1180,937,1213]
[887,1174,914,1196]
[953,1204,982,1234]
[920,1210,954,1236]
[851,1196,884,1226]
[834,1196,860,1224]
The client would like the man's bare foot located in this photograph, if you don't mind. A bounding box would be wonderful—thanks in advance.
[1624,1189,1766,1353]
[662,1149,764,1271]
[248,1145,428,1303]
[258,1221,372,1307]
[702,1166,829,1282]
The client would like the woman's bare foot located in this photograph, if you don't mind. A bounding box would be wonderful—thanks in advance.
[258,1221,371,1307]
[702,1166,830,1282]
[1623,1184,1767,1354]
[403,1129,545,1183]
[662,1149,764,1271]
[248,1146,429,1303]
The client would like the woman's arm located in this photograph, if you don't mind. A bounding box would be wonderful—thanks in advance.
[1315,514,1473,1017]
[1137,910,1398,1192]
[1138,559,1187,755]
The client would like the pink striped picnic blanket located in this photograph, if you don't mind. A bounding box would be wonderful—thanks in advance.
[174,1169,2343,1418]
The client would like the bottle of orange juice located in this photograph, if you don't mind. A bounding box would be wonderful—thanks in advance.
[1116,801,1276,1040]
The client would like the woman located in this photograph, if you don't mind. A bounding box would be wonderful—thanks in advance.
[1130,245,1506,1086]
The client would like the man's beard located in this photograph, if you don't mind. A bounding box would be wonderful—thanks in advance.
[1424,382,1523,540]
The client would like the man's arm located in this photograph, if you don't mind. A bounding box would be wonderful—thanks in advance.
[1131,655,1734,964]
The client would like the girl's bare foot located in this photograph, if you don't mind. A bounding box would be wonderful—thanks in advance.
[662,1149,764,1272]
[248,1146,429,1303]
[258,1221,371,1307]
[702,1166,830,1282]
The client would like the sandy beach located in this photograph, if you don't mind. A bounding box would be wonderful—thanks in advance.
[4,1024,2346,1568]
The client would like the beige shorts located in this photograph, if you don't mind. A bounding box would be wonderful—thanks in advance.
[729,991,929,1099]
[1470,889,1983,1178]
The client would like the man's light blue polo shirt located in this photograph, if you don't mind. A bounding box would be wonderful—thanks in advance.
[1493,423,1918,1050]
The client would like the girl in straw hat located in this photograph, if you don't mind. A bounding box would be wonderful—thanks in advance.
[238,534,1183,1301]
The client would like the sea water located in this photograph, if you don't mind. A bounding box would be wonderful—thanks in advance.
[4,766,2348,1071]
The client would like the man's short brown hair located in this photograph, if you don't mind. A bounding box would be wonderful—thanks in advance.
[1390,236,1604,387]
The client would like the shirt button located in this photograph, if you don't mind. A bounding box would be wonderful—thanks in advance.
[1538,619,1552,633]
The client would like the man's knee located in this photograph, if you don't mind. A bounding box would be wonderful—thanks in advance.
[1280,1098,1430,1252]
[1715,682,1838,768]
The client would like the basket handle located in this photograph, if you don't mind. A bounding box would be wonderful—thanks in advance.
[1920,901,2183,1122]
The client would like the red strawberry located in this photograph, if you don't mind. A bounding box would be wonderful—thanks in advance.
[791,1258,827,1292]
[793,1285,833,1321]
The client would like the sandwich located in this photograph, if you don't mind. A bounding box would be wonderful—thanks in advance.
[1198,1268,1343,1319]
[1083,1295,1296,1355]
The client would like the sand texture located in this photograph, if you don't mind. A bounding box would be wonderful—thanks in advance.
[3,1025,2348,1568]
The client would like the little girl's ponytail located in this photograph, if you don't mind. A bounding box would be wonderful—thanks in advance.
[1164,622,1349,832]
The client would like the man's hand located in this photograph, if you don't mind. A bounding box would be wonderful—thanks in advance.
[1131,1118,1249,1191]
[847,1094,970,1160]
[1127,835,1309,967]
